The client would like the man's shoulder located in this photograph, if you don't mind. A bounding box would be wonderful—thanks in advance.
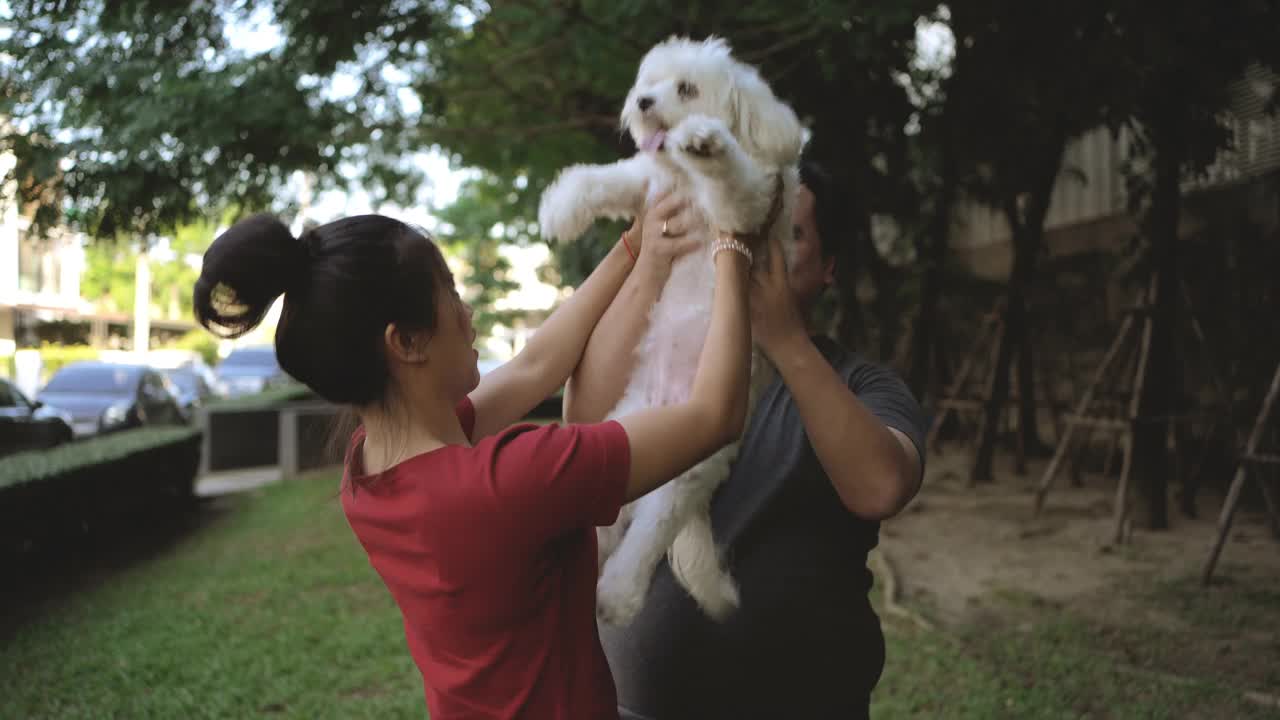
[806,333,927,444]
[808,334,888,382]
[752,334,889,413]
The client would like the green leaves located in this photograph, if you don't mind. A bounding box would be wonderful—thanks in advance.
[2,0,931,267]
[435,174,526,339]
[1,1,419,239]
[23,0,1272,353]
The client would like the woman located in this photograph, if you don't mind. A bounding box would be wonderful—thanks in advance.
[192,191,758,719]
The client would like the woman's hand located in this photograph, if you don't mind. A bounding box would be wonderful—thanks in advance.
[628,190,701,280]
[749,232,808,357]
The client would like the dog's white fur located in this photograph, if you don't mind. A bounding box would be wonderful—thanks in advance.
[538,36,804,626]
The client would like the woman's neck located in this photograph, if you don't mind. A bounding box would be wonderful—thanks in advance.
[358,389,469,474]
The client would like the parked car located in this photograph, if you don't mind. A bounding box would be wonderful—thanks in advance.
[159,360,225,419]
[215,345,291,397]
[37,362,188,438]
[0,377,74,457]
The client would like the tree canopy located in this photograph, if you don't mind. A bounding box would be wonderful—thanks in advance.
[2,1,931,300]
[7,1,1280,519]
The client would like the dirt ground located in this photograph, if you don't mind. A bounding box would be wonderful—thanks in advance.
[879,447,1280,698]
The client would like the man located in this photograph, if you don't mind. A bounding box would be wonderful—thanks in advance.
[565,157,926,719]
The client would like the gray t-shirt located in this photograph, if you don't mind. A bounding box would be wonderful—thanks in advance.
[599,336,927,719]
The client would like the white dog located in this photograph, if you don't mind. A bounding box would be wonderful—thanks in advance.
[538,36,804,625]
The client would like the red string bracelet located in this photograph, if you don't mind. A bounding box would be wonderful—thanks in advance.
[621,230,637,262]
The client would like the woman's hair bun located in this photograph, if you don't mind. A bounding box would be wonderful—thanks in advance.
[193,213,308,339]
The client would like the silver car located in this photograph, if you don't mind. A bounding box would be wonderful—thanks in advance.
[215,346,291,397]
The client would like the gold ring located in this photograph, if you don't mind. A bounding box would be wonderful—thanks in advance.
[661,220,671,237]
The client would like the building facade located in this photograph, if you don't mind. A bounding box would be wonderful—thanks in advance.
[949,65,1280,279]
[1,151,196,379]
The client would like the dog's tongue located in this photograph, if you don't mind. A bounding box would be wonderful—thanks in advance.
[641,130,666,152]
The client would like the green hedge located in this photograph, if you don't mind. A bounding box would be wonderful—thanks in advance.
[0,426,201,491]
[0,426,203,554]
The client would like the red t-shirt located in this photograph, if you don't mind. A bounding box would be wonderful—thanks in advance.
[341,397,631,719]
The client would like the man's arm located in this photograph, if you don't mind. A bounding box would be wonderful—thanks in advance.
[768,336,922,520]
[749,233,922,521]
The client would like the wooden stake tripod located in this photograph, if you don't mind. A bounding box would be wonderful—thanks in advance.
[926,299,1059,479]
[926,303,1002,453]
[1033,279,1157,543]
[1035,274,1230,544]
[1201,361,1280,585]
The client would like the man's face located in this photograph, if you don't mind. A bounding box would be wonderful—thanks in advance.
[788,184,835,312]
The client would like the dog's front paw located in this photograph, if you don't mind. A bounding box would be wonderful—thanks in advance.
[596,569,647,627]
[669,116,730,160]
[538,168,594,242]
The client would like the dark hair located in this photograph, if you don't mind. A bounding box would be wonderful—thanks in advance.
[193,213,450,407]
[798,156,850,268]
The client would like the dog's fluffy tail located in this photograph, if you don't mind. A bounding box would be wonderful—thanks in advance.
[668,514,740,620]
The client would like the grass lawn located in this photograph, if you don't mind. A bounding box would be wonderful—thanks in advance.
[1,470,425,719]
[874,612,1278,719]
[3,470,1277,719]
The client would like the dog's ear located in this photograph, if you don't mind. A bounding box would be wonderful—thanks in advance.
[620,86,636,133]
[699,35,732,57]
[730,70,804,166]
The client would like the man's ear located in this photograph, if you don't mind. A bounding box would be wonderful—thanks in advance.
[384,323,430,364]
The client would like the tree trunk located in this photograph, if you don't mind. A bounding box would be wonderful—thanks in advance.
[1000,143,1063,473]
[907,244,942,402]
[852,197,901,363]
[1134,125,1184,532]
[828,136,871,351]
[972,225,1035,484]
[868,254,901,364]
[933,329,953,404]
[1015,226,1051,459]
[970,300,1015,484]
[834,260,867,350]
[874,264,904,367]
[836,125,900,362]
[909,148,956,403]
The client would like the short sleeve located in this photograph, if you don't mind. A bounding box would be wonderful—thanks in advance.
[847,362,927,478]
[475,420,631,537]
[456,396,476,441]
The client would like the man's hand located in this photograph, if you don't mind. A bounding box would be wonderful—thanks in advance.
[749,232,807,357]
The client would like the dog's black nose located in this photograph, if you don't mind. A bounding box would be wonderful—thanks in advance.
[637,96,654,111]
